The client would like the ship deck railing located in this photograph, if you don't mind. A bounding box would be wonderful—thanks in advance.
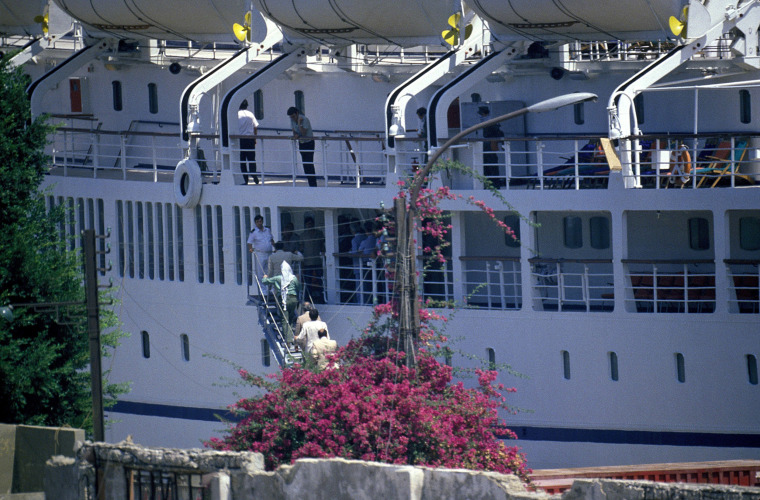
[725,259,760,314]
[529,258,614,312]
[326,254,760,315]
[44,123,760,191]
[623,260,717,313]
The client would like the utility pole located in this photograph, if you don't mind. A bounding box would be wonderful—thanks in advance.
[83,229,104,442]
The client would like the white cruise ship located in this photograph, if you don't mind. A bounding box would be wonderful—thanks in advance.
[3,0,759,470]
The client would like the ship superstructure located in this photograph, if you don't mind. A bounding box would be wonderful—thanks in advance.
[3,0,759,468]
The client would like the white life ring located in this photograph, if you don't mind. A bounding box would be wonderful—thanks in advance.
[174,158,202,208]
[669,145,692,185]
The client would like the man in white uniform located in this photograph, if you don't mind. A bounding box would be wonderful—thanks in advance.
[247,214,273,295]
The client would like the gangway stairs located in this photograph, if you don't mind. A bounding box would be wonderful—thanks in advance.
[247,285,303,368]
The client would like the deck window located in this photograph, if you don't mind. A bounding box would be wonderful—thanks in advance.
[675,353,685,383]
[740,217,760,251]
[564,216,583,249]
[590,216,610,249]
[688,218,710,250]
[112,81,123,111]
[748,355,758,385]
[740,90,752,124]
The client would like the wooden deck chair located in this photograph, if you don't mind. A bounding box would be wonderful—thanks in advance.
[697,140,751,187]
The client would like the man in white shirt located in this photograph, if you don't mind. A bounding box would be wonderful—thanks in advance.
[238,99,259,184]
[295,309,329,353]
[247,215,273,295]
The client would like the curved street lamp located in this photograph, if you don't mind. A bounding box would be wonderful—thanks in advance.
[397,92,598,367]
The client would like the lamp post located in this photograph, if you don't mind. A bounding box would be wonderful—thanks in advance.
[396,93,598,368]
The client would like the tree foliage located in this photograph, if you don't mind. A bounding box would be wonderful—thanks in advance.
[0,58,127,434]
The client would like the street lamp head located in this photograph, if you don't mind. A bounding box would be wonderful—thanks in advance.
[526,92,598,113]
[0,305,13,322]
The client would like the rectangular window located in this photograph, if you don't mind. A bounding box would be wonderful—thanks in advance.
[590,216,610,249]
[166,204,175,281]
[740,90,752,124]
[294,90,305,114]
[216,206,225,284]
[147,202,155,279]
[176,206,184,281]
[112,81,123,111]
[254,89,264,120]
[127,201,135,278]
[157,204,164,280]
[564,216,583,249]
[688,217,710,250]
[117,201,125,277]
[195,205,204,283]
[206,205,215,284]
[573,102,584,125]
[740,217,760,251]
[504,214,520,247]
[609,351,619,381]
[235,207,243,285]
[137,202,145,279]
[261,339,271,367]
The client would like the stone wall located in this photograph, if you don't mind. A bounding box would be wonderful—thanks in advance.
[44,442,760,500]
[0,424,83,495]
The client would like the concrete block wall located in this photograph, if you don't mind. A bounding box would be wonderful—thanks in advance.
[0,424,84,495]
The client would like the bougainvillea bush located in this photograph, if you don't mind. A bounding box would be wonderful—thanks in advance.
[206,309,529,481]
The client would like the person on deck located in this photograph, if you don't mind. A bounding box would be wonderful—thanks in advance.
[287,106,317,187]
[238,99,259,184]
[267,241,303,277]
[247,215,273,296]
[262,262,300,345]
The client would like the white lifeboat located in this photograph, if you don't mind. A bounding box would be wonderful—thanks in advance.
[50,0,260,41]
[467,0,684,41]
[252,0,454,45]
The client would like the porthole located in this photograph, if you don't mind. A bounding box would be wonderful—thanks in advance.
[675,352,685,383]
[748,354,758,385]
[609,351,619,381]
[141,331,150,359]
[180,334,190,362]
[562,350,571,380]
